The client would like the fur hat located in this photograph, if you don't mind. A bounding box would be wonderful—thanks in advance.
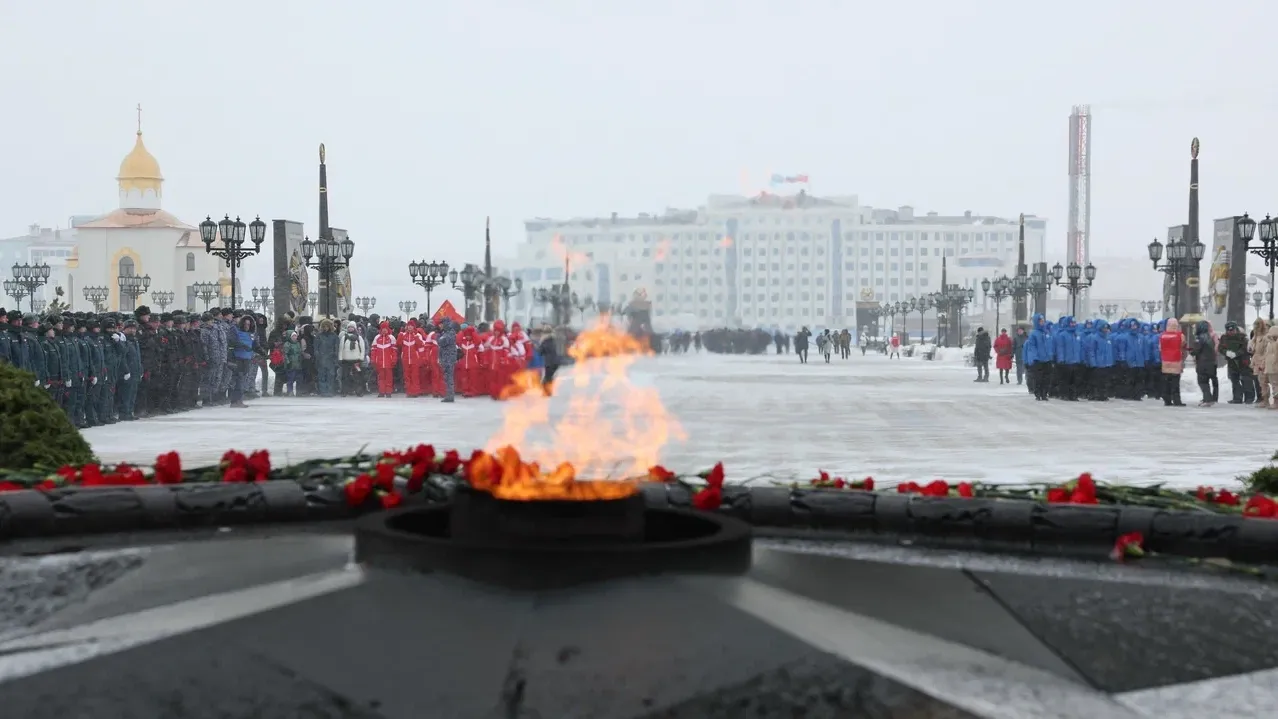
[134,305,151,318]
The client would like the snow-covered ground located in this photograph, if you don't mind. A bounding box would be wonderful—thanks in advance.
[82,353,1275,489]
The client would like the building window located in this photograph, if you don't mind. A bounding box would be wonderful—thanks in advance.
[118,257,136,310]
[185,253,195,271]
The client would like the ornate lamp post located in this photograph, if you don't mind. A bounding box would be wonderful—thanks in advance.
[1250,289,1271,318]
[1023,267,1052,317]
[117,273,151,312]
[32,299,47,313]
[1097,303,1119,320]
[192,281,219,310]
[10,262,50,312]
[1049,261,1097,316]
[355,296,377,314]
[1140,299,1163,321]
[82,286,110,312]
[533,284,573,327]
[1239,213,1278,320]
[449,264,487,324]
[1148,234,1205,319]
[981,275,1013,333]
[250,287,273,315]
[200,215,265,311]
[398,300,417,317]
[493,276,522,320]
[3,279,28,308]
[573,292,594,323]
[299,232,355,317]
[940,285,975,347]
[908,295,931,342]
[307,292,319,315]
[151,290,175,312]
[408,260,450,318]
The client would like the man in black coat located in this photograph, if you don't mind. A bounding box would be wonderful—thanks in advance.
[973,327,992,382]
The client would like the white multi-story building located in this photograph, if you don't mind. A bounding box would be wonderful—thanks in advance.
[501,192,1048,331]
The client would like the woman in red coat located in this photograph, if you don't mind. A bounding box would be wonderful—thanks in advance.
[1158,318,1187,407]
[369,321,399,397]
[398,319,423,397]
[993,328,1014,385]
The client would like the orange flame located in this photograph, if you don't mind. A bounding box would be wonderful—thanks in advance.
[654,238,672,261]
[549,234,592,269]
[483,321,686,500]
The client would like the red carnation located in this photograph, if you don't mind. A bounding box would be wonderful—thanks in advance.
[920,480,950,497]
[957,482,974,498]
[154,451,183,485]
[859,477,875,491]
[701,462,725,490]
[1111,531,1145,561]
[222,465,248,483]
[374,462,397,491]
[1046,487,1069,503]
[647,465,677,482]
[0,481,24,492]
[438,450,462,475]
[113,463,146,485]
[692,486,722,511]
[1244,495,1278,518]
[380,491,403,509]
[344,474,374,507]
[1215,490,1241,506]
[81,464,106,486]
[1070,473,1098,504]
[34,479,57,492]
[55,465,78,482]
[247,450,271,481]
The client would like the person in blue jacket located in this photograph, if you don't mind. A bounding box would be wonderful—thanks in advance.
[1023,313,1053,400]
[1116,319,1143,401]
[1092,319,1115,400]
[1143,321,1162,400]
[1080,319,1099,399]
[1052,315,1083,400]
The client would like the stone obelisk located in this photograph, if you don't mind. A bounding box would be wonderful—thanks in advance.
[1183,137,1202,320]
[317,143,335,316]
[1014,213,1028,324]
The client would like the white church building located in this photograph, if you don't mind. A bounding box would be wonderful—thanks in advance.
[69,120,227,312]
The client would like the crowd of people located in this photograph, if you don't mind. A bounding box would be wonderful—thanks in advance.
[968,313,1277,408]
[0,304,565,427]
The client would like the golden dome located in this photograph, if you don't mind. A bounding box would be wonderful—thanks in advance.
[117,132,163,193]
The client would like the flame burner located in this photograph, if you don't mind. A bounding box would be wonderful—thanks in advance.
[355,486,752,590]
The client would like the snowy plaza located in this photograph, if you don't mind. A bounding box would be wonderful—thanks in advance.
[83,352,1274,489]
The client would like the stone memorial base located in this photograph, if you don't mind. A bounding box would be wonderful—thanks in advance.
[1,529,1275,718]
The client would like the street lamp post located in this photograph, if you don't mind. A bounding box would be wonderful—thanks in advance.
[408,260,450,319]
[1049,262,1097,316]
[941,285,975,347]
[307,292,319,315]
[449,264,487,324]
[909,295,932,343]
[151,290,174,312]
[1250,290,1272,319]
[573,292,594,323]
[398,300,417,317]
[355,296,376,314]
[1140,300,1163,321]
[1024,267,1052,317]
[1239,213,1278,320]
[250,287,273,315]
[493,276,522,321]
[981,275,1013,334]
[82,286,109,312]
[3,280,28,308]
[1097,303,1119,320]
[200,215,265,311]
[32,299,47,313]
[10,262,50,312]
[1147,234,1206,319]
[192,281,219,310]
[299,232,355,317]
[533,284,573,327]
[117,274,151,312]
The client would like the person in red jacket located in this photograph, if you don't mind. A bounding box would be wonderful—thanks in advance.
[399,319,423,397]
[423,325,441,397]
[1158,318,1187,407]
[457,326,480,397]
[509,321,534,359]
[487,320,515,398]
[993,328,1014,385]
[369,321,399,397]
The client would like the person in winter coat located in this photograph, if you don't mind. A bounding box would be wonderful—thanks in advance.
[1158,318,1187,406]
[1052,315,1082,401]
[228,316,259,408]
[992,328,1014,384]
[314,318,340,397]
[1012,325,1027,385]
[399,319,424,397]
[369,321,399,397]
[972,327,992,382]
[1192,320,1219,406]
[282,331,303,395]
[1218,321,1255,403]
[538,324,561,395]
[338,321,367,396]
[1023,313,1052,400]
[436,318,458,403]
[1252,318,1271,406]
[794,327,810,364]
[1261,323,1278,409]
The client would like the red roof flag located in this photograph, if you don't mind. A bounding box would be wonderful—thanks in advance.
[431,300,465,325]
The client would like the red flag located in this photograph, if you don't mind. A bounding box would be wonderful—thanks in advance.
[430,300,465,325]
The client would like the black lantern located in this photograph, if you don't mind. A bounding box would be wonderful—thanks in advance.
[408,260,450,318]
[1243,212,1278,320]
[202,214,266,310]
[301,233,355,317]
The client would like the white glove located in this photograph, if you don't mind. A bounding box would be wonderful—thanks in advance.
[34,380,39,387]
[1226,350,1237,359]
[43,383,50,389]
[123,373,131,381]
[91,377,98,385]
[66,379,73,387]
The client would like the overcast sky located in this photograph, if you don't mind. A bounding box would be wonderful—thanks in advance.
[3,0,1276,302]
